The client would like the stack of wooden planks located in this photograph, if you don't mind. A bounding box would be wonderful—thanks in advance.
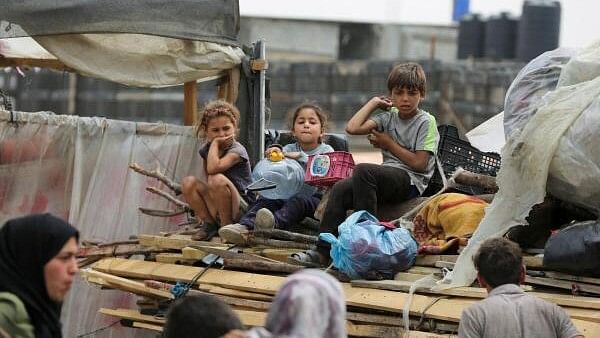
[80,234,600,337]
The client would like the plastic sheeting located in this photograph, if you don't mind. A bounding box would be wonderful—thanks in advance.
[2,0,244,87]
[503,47,576,139]
[0,34,245,87]
[465,111,505,154]
[3,0,240,46]
[34,34,245,87]
[442,42,600,288]
[0,110,203,337]
[0,37,56,60]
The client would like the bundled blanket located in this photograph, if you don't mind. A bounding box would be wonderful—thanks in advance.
[412,193,488,254]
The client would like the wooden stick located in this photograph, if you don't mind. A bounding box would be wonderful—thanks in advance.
[129,163,182,194]
[253,229,317,244]
[189,246,281,263]
[223,258,303,274]
[146,186,189,209]
[183,81,198,126]
[138,234,230,250]
[138,207,186,217]
[452,169,498,193]
[248,237,316,250]
[77,244,169,258]
[98,239,139,247]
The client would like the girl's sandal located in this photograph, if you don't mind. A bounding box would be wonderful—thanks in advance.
[288,249,327,268]
[191,222,219,241]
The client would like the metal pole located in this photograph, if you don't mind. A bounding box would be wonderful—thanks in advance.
[258,39,266,160]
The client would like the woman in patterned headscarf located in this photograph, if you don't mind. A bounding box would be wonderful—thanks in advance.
[0,213,79,338]
[223,269,346,338]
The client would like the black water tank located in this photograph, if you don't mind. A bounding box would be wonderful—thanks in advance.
[517,0,561,62]
[485,12,518,60]
[458,14,486,59]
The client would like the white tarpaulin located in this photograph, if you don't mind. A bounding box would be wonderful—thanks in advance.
[0,110,203,337]
[442,42,600,288]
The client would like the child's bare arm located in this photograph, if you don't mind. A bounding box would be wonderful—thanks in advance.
[284,151,302,160]
[346,96,391,135]
[369,129,431,172]
[206,136,241,175]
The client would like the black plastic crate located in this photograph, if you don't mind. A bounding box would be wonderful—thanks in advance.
[424,125,501,196]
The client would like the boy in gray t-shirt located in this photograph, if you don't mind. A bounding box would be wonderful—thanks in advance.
[291,62,439,267]
[458,238,582,338]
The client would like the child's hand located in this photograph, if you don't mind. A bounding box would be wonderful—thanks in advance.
[369,96,393,111]
[264,146,281,157]
[367,129,394,150]
[266,147,285,161]
[214,135,234,149]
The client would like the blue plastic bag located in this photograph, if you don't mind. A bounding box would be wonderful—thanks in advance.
[251,158,304,200]
[320,210,418,279]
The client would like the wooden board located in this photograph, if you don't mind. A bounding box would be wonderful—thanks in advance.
[154,253,198,265]
[526,276,600,295]
[394,272,441,283]
[101,307,455,338]
[415,255,545,269]
[181,247,209,260]
[415,255,458,267]
[193,246,282,263]
[352,279,600,310]
[534,271,600,286]
[406,266,442,275]
[196,285,273,302]
[93,258,600,331]
[99,308,164,325]
[82,269,173,299]
[133,322,163,332]
[244,247,298,263]
[77,243,152,258]
[94,258,472,322]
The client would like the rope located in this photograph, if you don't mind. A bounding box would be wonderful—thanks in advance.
[171,245,237,299]
[415,296,449,330]
[76,320,120,337]
[402,275,439,338]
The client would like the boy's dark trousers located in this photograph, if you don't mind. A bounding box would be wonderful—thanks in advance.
[316,163,413,257]
[239,195,321,229]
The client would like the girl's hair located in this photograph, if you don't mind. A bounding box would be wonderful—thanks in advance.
[287,102,329,133]
[195,100,241,138]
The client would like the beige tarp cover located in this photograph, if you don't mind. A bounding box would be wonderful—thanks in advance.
[0,34,245,87]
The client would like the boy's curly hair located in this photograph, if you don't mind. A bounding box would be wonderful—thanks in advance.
[387,62,427,97]
[195,100,241,138]
[286,102,329,132]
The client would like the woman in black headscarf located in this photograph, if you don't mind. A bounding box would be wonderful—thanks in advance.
[0,213,79,338]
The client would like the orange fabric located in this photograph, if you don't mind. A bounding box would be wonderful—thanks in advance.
[412,193,488,254]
